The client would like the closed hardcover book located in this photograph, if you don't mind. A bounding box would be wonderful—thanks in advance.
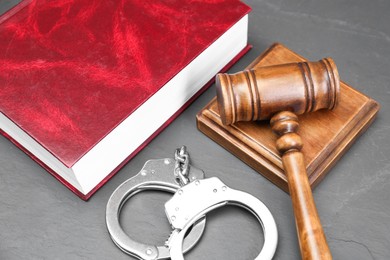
[0,0,251,199]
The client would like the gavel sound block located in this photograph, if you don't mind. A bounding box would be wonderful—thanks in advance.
[197,43,379,191]
[196,43,379,258]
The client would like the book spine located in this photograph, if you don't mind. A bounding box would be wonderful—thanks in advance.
[0,0,31,24]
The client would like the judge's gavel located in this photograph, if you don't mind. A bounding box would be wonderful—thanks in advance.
[216,58,339,260]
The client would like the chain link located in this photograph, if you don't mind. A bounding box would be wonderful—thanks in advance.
[174,146,190,186]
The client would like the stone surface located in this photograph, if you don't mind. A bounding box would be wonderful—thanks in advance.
[0,0,389,259]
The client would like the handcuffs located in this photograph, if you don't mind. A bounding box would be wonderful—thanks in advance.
[106,146,278,259]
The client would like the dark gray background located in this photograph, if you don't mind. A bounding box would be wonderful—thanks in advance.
[0,0,389,259]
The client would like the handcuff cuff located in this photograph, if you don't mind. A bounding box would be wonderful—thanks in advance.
[106,146,278,259]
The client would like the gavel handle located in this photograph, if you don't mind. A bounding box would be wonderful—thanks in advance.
[271,111,332,260]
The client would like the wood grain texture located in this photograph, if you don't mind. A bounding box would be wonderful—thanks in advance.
[271,111,331,259]
[216,58,339,124]
[196,42,380,192]
[216,50,338,259]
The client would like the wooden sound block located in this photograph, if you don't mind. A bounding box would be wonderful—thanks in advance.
[196,43,380,192]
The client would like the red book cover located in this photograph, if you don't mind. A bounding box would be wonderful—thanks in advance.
[0,0,251,199]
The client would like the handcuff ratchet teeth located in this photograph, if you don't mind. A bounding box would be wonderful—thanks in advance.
[106,158,206,260]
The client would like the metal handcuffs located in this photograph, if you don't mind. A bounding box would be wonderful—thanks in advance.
[106,146,278,259]
[106,157,206,260]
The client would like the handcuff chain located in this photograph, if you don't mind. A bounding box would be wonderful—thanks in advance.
[174,146,190,186]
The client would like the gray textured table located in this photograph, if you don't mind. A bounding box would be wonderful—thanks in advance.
[0,1,389,259]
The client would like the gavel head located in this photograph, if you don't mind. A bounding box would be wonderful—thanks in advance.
[216,58,340,125]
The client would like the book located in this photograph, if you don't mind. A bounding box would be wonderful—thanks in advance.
[197,43,379,192]
[0,0,251,200]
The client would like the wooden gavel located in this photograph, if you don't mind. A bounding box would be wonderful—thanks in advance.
[216,58,339,260]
